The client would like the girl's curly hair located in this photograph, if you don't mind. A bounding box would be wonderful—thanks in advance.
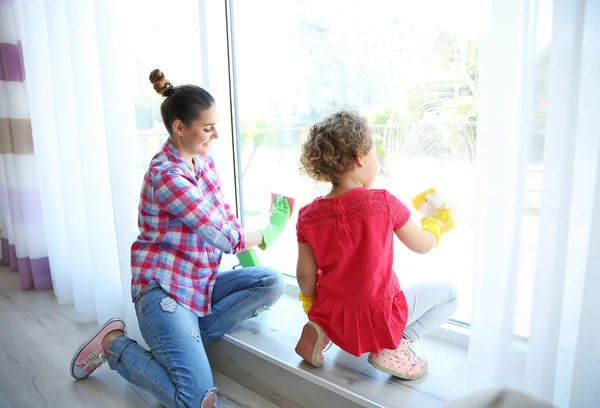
[300,110,373,186]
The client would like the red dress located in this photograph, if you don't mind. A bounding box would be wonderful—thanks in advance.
[296,187,410,356]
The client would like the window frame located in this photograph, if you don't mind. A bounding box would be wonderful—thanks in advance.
[203,0,500,350]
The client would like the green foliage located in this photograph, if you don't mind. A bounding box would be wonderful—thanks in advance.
[439,95,478,123]
[239,118,278,148]
[368,109,392,160]
[433,29,457,70]
[374,133,387,160]
[465,41,479,84]
[371,108,392,126]
[367,30,480,158]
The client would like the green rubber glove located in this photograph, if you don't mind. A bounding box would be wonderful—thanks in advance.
[258,195,290,250]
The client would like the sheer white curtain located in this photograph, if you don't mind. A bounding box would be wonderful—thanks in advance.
[9,0,139,325]
[8,0,226,339]
[468,0,599,407]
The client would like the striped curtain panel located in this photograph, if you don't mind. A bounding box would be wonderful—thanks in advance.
[0,0,51,290]
[3,0,143,327]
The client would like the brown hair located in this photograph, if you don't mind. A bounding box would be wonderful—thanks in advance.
[300,110,373,186]
[149,69,175,97]
[149,69,215,135]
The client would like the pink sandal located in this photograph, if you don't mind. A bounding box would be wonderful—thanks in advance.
[295,321,332,367]
[367,338,428,380]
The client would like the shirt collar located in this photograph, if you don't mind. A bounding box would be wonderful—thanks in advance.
[163,139,202,174]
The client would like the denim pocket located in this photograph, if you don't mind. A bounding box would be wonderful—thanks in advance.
[134,281,161,313]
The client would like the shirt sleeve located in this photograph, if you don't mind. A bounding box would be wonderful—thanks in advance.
[386,191,411,230]
[153,167,246,253]
[224,202,242,228]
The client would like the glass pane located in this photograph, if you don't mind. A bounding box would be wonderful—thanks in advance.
[232,0,482,325]
[128,0,204,216]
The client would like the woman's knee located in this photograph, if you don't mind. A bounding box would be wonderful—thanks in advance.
[175,382,217,408]
[200,388,217,408]
[261,267,286,304]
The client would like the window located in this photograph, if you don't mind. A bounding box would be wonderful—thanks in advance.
[116,0,540,339]
[232,0,484,328]
[126,0,207,216]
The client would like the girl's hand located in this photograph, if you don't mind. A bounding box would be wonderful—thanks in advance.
[258,195,291,250]
[393,188,456,253]
[299,292,315,315]
[413,188,456,237]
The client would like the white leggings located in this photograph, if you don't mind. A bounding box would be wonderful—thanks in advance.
[402,282,459,342]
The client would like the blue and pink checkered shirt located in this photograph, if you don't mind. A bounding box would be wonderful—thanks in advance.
[131,141,246,317]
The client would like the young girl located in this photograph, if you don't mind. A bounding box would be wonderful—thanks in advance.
[69,70,289,408]
[294,110,458,380]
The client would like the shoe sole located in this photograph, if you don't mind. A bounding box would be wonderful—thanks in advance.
[295,322,325,368]
[70,317,125,380]
[367,355,428,381]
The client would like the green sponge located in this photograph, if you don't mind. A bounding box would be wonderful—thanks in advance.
[236,249,262,267]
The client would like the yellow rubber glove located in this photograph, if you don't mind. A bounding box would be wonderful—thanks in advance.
[412,188,456,244]
[299,292,314,315]
[433,207,455,234]
[421,217,442,246]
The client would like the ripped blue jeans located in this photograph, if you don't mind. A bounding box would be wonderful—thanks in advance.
[105,267,285,408]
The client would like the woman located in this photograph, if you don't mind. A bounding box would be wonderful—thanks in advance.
[69,70,287,408]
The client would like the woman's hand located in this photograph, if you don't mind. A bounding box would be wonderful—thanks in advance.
[243,231,265,249]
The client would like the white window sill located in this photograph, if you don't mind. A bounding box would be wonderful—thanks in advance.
[220,291,469,407]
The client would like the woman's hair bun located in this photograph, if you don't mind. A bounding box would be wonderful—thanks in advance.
[149,69,174,97]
